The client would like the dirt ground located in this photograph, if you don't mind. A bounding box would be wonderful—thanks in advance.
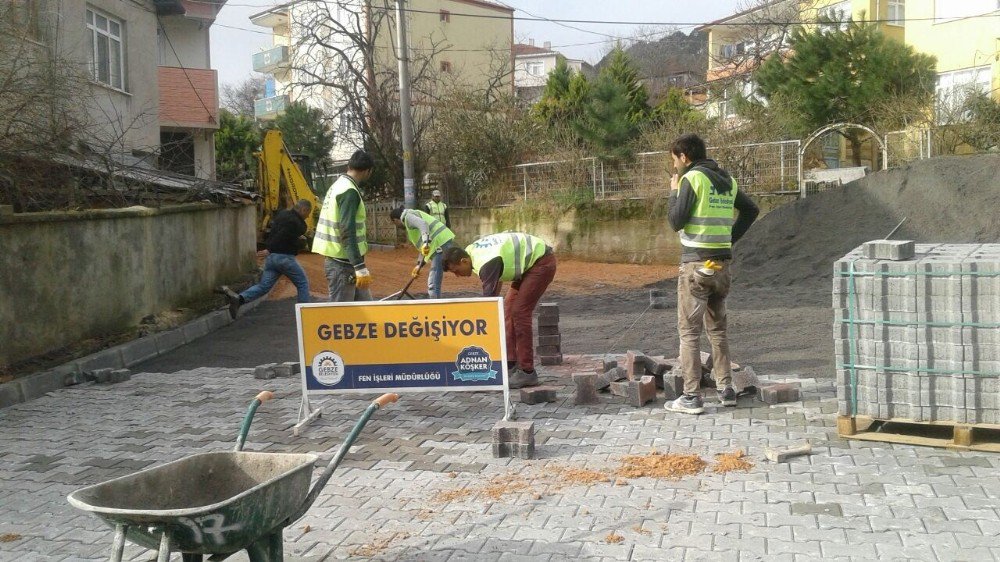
[266,249,833,380]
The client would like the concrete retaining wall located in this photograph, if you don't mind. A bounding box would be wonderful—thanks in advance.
[447,195,790,265]
[449,204,683,265]
[0,203,257,368]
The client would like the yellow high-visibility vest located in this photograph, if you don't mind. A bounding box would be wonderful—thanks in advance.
[466,233,547,282]
[679,169,736,249]
[426,200,447,223]
[312,175,368,259]
[401,209,455,253]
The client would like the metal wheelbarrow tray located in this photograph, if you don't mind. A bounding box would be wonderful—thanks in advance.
[67,391,399,562]
[67,451,317,556]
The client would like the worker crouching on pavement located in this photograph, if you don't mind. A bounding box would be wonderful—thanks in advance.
[666,133,759,415]
[389,206,456,299]
[312,150,375,302]
[221,199,313,319]
[442,233,556,389]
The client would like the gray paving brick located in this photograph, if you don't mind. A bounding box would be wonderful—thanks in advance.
[0,363,995,561]
[766,539,821,557]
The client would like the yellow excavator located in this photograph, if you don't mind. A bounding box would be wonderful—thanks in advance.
[254,129,322,244]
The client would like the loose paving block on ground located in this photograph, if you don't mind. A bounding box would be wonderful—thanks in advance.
[1,356,999,561]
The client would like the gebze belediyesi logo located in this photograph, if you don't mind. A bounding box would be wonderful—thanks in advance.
[312,351,345,386]
[451,346,498,382]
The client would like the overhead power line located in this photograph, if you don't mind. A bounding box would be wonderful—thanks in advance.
[190,0,1000,27]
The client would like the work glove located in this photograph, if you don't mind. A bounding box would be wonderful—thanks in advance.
[420,240,431,258]
[411,265,421,278]
[354,267,372,290]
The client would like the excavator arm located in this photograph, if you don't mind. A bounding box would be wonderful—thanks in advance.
[254,129,322,244]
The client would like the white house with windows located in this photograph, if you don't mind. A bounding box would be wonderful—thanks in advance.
[905,0,1000,124]
[250,0,514,166]
[513,41,588,103]
[17,0,226,179]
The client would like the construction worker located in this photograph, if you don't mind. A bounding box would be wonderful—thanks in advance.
[312,150,375,302]
[442,233,556,389]
[389,206,456,299]
[220,199,313,319]
[666,133,759,415]
[425,189,450,227]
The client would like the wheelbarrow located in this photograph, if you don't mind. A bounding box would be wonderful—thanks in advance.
[67,390,399,562]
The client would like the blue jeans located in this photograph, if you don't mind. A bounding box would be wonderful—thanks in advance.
[240,253,311,304]
[427,240,454,299]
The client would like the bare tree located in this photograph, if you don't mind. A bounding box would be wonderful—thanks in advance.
[221,75,266,118]
[284,0,513,199]
[0,2,90,210]
[0,3,208,211]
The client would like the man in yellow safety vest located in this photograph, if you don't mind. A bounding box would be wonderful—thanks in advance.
[425,189,450,227]
[312,150,375,302]
[443,232,556,388]
[390,206,456,298]
[666,133,758,415]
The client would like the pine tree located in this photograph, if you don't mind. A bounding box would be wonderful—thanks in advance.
[272,101,337,181]
[601,46,649,124]
[533,57,578,128]
[650,88,702,129]
[215,109,259,183]
[572,75,640,162]
[754,20,936,164]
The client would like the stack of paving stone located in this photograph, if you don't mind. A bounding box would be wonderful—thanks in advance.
[535,303,562,366]
[834,241,1000,424]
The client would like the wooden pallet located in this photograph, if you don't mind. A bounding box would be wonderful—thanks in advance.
[838,416,1000,453]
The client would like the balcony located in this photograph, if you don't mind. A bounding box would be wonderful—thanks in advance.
[158,66,218,129]
[252,45,290,74]
[254,95,289,119]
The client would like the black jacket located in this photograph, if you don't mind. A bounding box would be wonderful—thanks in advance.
[266,209,307,255]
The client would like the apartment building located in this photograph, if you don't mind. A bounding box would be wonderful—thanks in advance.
[7,1,223,179]
[250,0,514,164]
[699,0,906,120]
[513,40,588,103]
[155,0,224,179]
[904,1,999,121]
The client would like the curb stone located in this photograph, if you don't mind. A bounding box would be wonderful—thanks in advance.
[0,295,267,410]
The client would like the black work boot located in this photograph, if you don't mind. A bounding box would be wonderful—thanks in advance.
[221,286,242,320]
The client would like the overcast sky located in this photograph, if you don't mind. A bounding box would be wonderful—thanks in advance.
[211,0,747,88]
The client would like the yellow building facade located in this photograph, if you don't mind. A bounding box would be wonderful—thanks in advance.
[904,1,999,107]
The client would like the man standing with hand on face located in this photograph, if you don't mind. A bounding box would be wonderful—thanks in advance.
[312,150,376,302]
[666,133,758,415]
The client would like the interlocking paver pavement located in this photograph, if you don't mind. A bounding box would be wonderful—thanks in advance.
[1,357,999,561]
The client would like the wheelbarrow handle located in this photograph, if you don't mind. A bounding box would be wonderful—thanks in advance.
[288,393,400,523]
[234,391,274,452]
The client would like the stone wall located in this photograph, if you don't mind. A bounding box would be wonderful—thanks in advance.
[0,203,257,368]
[445,195,786,265]
[448,203,683,265]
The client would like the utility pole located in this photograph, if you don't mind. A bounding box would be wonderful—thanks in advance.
[394,0,416,209]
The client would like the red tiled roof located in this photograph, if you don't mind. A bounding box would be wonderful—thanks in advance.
[513,43,554,57]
